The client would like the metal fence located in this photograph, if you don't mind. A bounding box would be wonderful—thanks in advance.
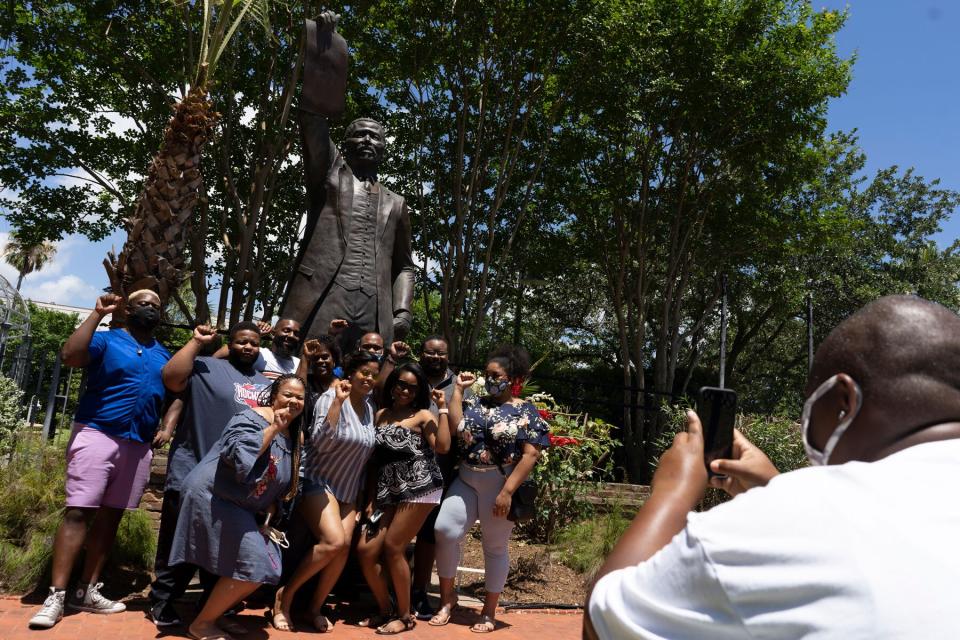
[0,333,84,441]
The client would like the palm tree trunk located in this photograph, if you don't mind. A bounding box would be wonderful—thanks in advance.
[15,270,24,291]
[104,85,218,321]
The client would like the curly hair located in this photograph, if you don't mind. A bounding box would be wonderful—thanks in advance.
[313,333,342,366]
[256,373,309,501]
[487,344,532,380]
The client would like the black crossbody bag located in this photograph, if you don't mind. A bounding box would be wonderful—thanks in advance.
[496,462,538,523]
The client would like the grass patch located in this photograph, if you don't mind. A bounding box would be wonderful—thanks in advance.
[0,429,156,593]
[555,506,632,581]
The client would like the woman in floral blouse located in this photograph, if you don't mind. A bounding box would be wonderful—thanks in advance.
[431,345,550,633]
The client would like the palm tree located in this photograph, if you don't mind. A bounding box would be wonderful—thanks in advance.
[103,0,271,321]
[3,234,57,291]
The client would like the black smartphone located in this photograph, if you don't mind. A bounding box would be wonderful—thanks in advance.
[368,509,383,525]
[697,387,737,476]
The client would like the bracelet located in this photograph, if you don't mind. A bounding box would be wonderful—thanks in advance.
[438,408,449,415]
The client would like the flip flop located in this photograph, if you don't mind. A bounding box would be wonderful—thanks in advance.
[270,608,295,632]
[358,611,392,628]
[187,629,234,640]
[470,614,496,633]
[428,603,457,626]
[376,616,416,635]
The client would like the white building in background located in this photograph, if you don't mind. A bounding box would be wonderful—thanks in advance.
[28,300,109,329]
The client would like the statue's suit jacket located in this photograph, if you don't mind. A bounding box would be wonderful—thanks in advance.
[281,110,415,341]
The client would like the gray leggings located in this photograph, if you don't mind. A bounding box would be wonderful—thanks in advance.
[434,464,515,593]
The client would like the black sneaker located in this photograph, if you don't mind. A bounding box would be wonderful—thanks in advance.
[412,589,434,621]
[150,601,182,627]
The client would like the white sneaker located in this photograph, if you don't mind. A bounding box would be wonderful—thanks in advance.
[28,587,65,628]
[68,582,127,614]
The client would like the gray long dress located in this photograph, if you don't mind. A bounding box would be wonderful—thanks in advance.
[169,407,293,584]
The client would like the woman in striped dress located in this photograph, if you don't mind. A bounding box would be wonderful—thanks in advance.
[272,350,381,632]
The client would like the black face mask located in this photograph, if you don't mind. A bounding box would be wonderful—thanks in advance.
[128,306,160,331]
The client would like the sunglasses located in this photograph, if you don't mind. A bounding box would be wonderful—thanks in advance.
[395,379,418,393]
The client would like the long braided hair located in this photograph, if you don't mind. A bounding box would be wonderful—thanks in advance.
[257,373,310,501]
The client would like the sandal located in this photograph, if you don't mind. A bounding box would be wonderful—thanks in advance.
[270,609,295,632]
[358,610,392,628]
[312,611,334,633]
[187,626,234,640]
[428,602,457,626]
[471,614,496,633]
[376,616,416,635]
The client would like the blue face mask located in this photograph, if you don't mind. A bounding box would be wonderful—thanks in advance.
[484,378,510,396]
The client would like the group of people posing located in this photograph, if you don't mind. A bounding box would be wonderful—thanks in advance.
[28,290,550,638]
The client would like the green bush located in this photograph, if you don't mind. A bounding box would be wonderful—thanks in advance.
[555,506,632,582]
[0,374,25,457]
[517,393,618,544]
[0,430,156,593]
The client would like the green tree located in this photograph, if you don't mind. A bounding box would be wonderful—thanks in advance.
[2,233,57,290]
[547,0,851,479]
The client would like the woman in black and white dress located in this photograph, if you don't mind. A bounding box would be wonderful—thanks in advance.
[356,363,452,634]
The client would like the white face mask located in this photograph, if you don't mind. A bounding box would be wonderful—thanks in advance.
[801,374,863,466]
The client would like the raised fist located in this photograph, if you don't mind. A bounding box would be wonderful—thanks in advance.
[389,341,410,360]
[193,324,218,345]
[431,388,446,409]
[95,294,123,318]
[302,338,323,361]
[328,319,348,336]
[333,379,352,402]
[256,320,273,337]
[318,9,340,31]
[456,372,477,390]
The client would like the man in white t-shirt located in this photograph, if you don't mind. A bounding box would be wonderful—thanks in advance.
[256,318,301,379]
[214,318,302,379]
[586,295,960,640]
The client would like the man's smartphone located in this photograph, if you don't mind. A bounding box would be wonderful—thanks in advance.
[697,387,737,477]
[368,509,383,526]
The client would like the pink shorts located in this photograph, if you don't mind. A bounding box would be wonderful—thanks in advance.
[65,423,153,510]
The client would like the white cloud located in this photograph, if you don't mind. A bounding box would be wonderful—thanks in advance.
[0,232,93,300]
[21,274,98,306]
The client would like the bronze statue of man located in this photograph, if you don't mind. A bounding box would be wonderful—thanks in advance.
[281,11,414,346]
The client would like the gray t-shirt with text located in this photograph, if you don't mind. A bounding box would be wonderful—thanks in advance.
[165,356,270,492]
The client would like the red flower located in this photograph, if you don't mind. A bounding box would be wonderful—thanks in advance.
[538,409,554,421]
[548,434,580,447]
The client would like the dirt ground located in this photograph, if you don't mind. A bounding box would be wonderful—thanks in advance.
[457,526,587,607]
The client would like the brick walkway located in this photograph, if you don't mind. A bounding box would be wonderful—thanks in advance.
[0,597,583,639]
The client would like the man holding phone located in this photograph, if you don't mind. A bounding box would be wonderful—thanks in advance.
[585,295,960,639]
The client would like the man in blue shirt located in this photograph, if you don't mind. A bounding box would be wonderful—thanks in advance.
[29,290,170,629]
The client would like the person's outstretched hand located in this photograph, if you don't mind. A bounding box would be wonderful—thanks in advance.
[709,429,780,497]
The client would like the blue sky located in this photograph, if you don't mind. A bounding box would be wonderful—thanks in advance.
[3,0,959,309]
[827,1,960,245]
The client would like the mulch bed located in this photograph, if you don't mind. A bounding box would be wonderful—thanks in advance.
[457,526,587,607]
